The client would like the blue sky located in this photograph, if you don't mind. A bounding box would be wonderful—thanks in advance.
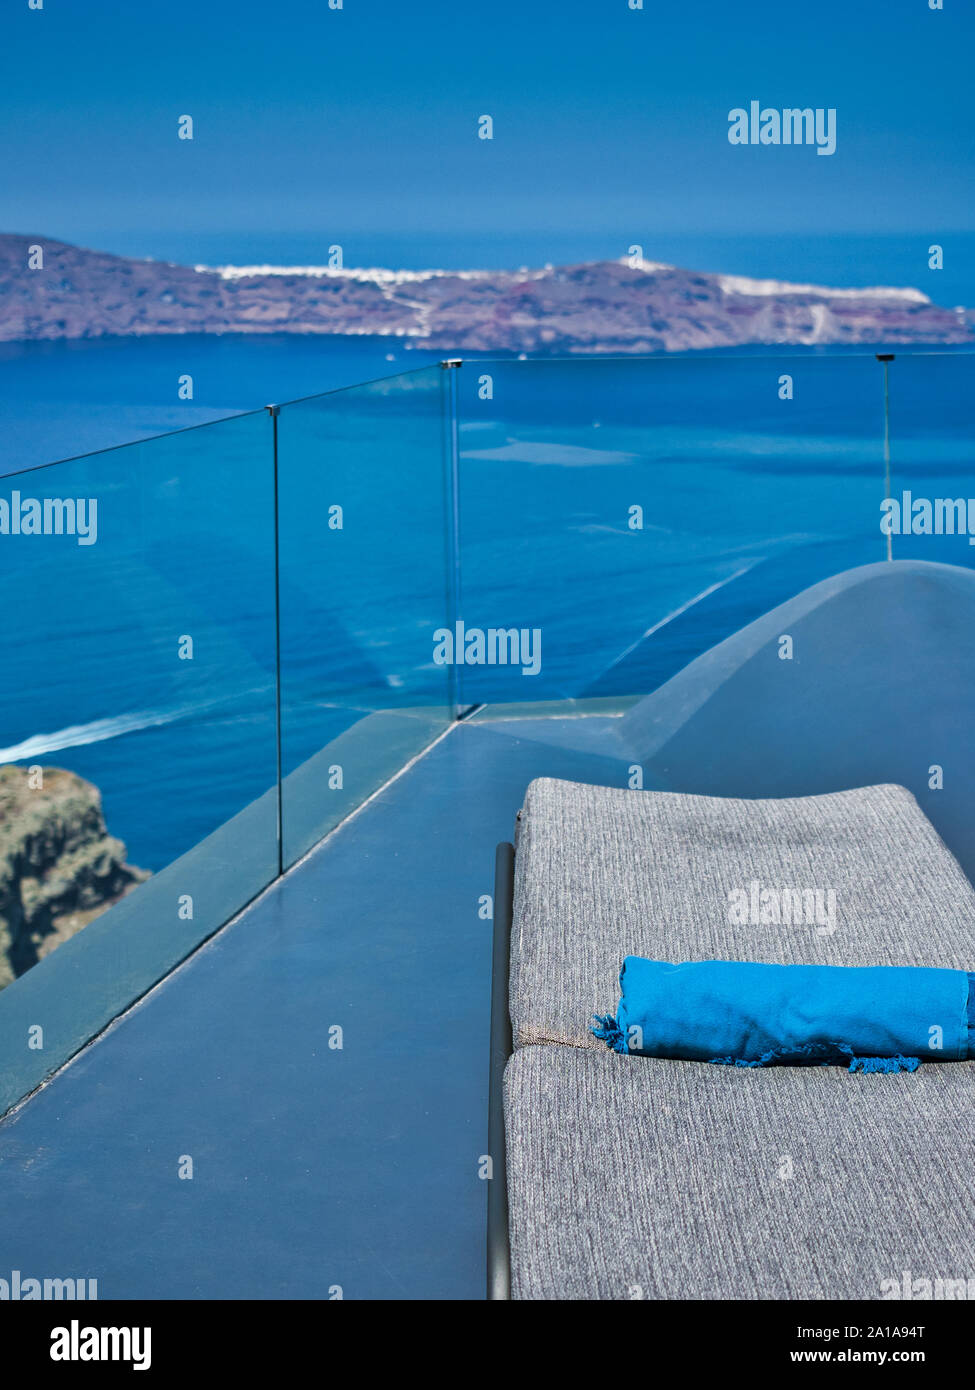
[1,0,973,289]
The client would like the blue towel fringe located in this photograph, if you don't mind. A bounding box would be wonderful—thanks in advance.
[591,1014,627,1053]
[708,1042,834,1068]
[843,1053,921,1074]
[708,1042,921,1072]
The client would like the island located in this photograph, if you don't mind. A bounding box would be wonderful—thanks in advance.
[0,233,970,353]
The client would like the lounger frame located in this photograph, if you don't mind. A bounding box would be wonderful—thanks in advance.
[486,841,515,1300]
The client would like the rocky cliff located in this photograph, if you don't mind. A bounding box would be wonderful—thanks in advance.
[0,766,148,988]
[0,233,969,352]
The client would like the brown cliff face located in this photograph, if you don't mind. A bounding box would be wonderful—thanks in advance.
[0,233,969,352]
[0,766,148,988]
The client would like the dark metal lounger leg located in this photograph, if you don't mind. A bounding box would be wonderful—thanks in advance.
[486,841,515,1300]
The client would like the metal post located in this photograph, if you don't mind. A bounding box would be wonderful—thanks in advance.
[267,403,284,877]
[441,360,464,717]
[877,355,895,562]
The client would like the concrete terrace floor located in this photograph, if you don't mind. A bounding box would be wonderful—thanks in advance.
[0,708,633,1301]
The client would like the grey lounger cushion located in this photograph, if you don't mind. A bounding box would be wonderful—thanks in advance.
[505,1044,975,1300]
[511,778,975,1050]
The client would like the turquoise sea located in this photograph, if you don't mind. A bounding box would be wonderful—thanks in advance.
[1,335,972,882]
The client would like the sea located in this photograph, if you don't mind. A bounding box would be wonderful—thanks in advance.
[1,331,972,880]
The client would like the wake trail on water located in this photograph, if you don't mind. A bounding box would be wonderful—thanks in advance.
[0,689,274,763]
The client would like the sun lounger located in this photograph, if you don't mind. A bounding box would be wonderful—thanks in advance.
[488,778,975,1300]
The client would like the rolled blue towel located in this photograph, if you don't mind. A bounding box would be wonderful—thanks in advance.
[592,958,975,1073]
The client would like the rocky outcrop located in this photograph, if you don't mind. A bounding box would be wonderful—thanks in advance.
[0,766,148,988]
[0,233,970,352]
